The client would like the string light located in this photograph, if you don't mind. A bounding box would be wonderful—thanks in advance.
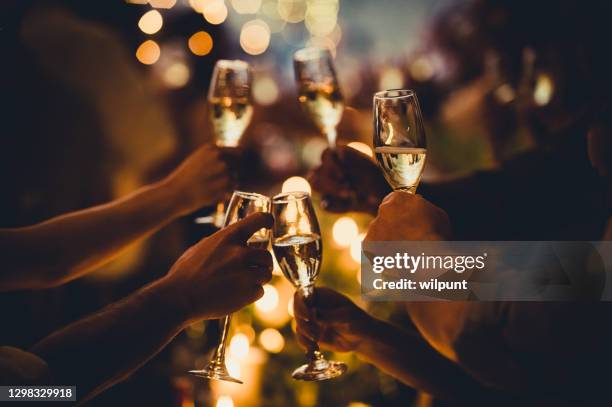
[259,328,285,353]
[282,176,312,195]
[188,31,213,56]
[203,0,228,25]
[136,40,161,65]
[240,19,271,55]
[138,10,163,35]
[332,217,359,248]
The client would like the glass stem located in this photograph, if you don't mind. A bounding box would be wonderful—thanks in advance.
[211,314,232,366]
[299,285,326,364]
[325,126,337,150]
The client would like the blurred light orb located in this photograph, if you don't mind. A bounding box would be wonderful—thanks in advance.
[494,83,516,104]
[259,328,285,353]
[136,40,161,65]
[255,284,279,312]
[237,324,256,343]
[240,19,271,55]
[126,0,148,4]
[229,333,250,360]
[305,1,338,37]
[287,296,294,317]
[347,141,373,157]
[282,176,311,195]
[347,403,371,407]
[149,0,176,9]
[216,396,234,407]
[189,0,205,12]
[278,0,307,23]
[534,73,554,106]
[409,56,434,82]
[188,31,213,56]
[350,233,365,263]
[232,0,262,14]
[162,62,190,88]
[301,137,327,168]
[332,217,359,248]
[138,10,163,35]
[203,0,228,25]
[379,67,404,90]
[226,358,240,378]
[253,76,279,106]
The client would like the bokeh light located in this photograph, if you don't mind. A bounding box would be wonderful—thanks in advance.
[136,40,161,65]
[255,284,279,312]
[278,0,307,23]
[534,73,554,106]
[203,0,228,25]
[409,56,435,82]
[347,141,373,157]
[226,357,241,378]
[138,10,163,35]
[189,0,205,12]
[232,0,262,14]
[253,76,279,106]
[301,137,328,168]
[305,0,339,37]
[216,396,234,407]
[379,67,404,90]
[287,295,294,317]
[259,328,285,353]
[229,333,250,360]
[350,233,365,263]
[282,176,312,195]
[148,0,176,9]
[162,62,190,88]
[332,217,359,247]
[188,31,213,56]
[240,19,271,55]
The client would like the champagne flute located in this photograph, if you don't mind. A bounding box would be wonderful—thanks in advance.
[190,191,271,383]
[271,191,347,381]
[195,60,253,226]
[373,89,427,193]
[294,47,344,148]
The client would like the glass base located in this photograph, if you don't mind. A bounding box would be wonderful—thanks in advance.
[291,358,347,381]
[189,362,242,384]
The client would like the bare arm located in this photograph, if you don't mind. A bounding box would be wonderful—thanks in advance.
[0,145,230,291]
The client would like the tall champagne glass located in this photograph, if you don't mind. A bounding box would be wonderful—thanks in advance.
[373,89,427,193]
[294,47,344,148]
[195,60,253,226]
[190,191,271,383]
[271,191,347,381]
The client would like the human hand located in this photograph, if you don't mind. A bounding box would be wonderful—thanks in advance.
[366,192,451,241]
[293,287,373,353]
[158,212,273,324]
[163,144,233,215]
[309,146,390,214]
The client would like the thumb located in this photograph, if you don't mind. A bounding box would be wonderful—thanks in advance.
[223,212,273,244]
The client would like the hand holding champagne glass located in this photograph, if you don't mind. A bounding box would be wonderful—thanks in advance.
[271,192,347,381]
[373,90,427,193]
[190,191,271,383]
[294,47,344,148]
[195,60,253,226]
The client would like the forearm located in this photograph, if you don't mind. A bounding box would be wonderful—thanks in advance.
[0,179,184,290]
[31,278,185,405]
[354,317,491,402]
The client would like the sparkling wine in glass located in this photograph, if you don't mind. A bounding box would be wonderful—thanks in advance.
[190,191,271,383]
[195,60,253,226]
[271,191,346,381]
[294,47,344,148]
[373,89,427,193]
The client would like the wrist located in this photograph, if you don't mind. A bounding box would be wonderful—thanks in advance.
[156,176,192,217]
[147,276,193,329]
[353,315,389,356]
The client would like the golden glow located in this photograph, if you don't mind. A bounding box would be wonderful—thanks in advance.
[188,31,213,56]
[149,0,176,9]
[255,284,279,312]
[347,141,373,157]
[203,0,228,25]
[240,19,271,55]
[287,295,294,317]
[253,76,279,106]
[494,84,515,104]
[350,233,365,263]
[138,10,163,35]
[379,67,404,90]
[232,0,262,14]
[282,176,311,195]
[305,1,338,37]
[534,73,554,106]
[216,396,234,407]
[347,403,371,407]
[226,357,241,378]
[409,56,434,82]
[278,0,307,23]
[228,333,250,360]
[332,216,359,248]
[189,0,206,12]
[163,62,190,88]
[136,40,161,65]
[259,328,285,353]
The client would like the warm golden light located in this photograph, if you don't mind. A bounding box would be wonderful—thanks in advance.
[229,333,250,360]
[347,403,371,407]
[136,40,161,65]
[379,67,404,90]
[305,0,339,37]
[255,284,279,312]
[332,217,359,248]
[287,295,294,317]
[149,0,176,9]
[162,62,190,88]
[188,31,213,56]
[409,56,434,82]
[216,395,234,407]
[259,328,285,353]
[189,0,205,12]
[240,19,271,55]
[203,0,228,25]
[278,0,307,23]
[226,357,241,378]
[347,141,373,157]
[231,0,262,14]
[350,233,365,263]
[138,10,163,35]
[282,176,311,195]
[253,76,279,106]
[534,73,554,106]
